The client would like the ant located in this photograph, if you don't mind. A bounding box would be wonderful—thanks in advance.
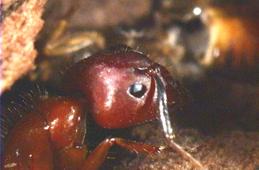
[2,46,203,169]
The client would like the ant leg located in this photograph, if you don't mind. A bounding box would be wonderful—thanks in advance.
[56,145,87,170]
[81,138,165,170]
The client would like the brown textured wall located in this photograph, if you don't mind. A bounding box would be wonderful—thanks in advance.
[0,0,47,93]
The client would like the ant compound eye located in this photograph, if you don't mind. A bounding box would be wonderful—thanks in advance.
[128,83,147,98]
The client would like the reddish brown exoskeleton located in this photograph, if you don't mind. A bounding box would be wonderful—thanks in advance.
[2,47,202,169]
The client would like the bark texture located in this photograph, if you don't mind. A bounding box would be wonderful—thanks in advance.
[0,0,47,93]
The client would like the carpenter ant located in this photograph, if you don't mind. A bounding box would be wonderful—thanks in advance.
[2,46,203,169]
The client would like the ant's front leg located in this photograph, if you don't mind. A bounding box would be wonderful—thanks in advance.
[81,138,165,170]
[56,145,88,169]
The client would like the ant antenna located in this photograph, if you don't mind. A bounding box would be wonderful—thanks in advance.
[154,70,204,169]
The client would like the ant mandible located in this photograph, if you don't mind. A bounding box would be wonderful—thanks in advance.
[3,47,203,169]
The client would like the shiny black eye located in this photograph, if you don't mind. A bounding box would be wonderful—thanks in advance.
[128,83,147,98]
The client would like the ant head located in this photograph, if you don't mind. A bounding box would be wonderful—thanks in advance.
[64,47,178,130]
